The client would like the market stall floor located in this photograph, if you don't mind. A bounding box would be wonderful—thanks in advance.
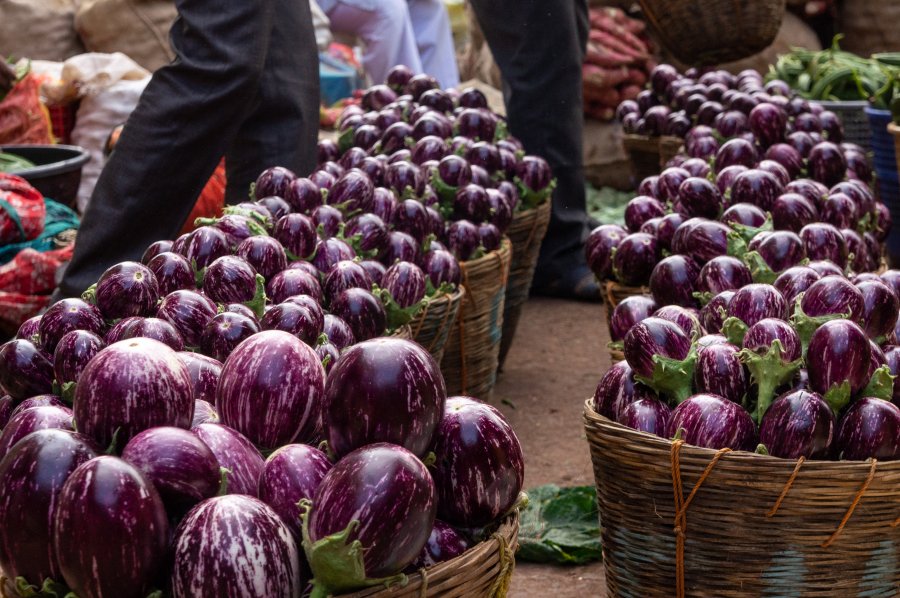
[495,297,610,596]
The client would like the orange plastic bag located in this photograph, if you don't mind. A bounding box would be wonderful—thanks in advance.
[0,72,54,145]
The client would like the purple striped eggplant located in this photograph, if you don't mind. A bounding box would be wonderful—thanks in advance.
[74,338,194,449]
[274,213,317,260]
[808,142,847,188]
[486,188,513,231]
[141,240,173,265]
[147,251,195,296]
[612,232,659,286]
[592,361,639,419]
[9,395,65,419]
[772,193,819,232]
[288,289,340,337]
[256,166,297,199]
[324,338,445,457]
[258,444,331,539]
[324,260,373,306]
[624,196,667,232]
[202,255,260,307]
[752,230,806,277]
[92,261,160,319]
[54,456,168,598]
[679,220,730,265]
[657,167,690,203]
[385,161,425,198]
[623,317,695,403]
[740,318,803,422]
[217,330,325,448]
[305,443,435,593]
[730,169,783,212]
[478,223,501,252]
[0,396,12,429]
[205,214,265,248]
[697,256,752,298]
[765,144,804,179]
[346,213,389,255]
[800,223,848,268]
[881,270,900,299]
[372,187,399,223]
[172,494,301,598]
[835,397,900,461]
[118,316,185,351]
[656,214,684,252]
[586,225,628,280]
[286,259,322,279]
[382,230,421,265]
[774,266,820,307]
[694,342,747,404]
[429,397,523,527]
[323,314,356,350]
[312,205,344,239]
[38,298,103,353]
[723,284,787,344]
[676,178,722,219]
[16,315,41,341]
[382,261,427,309]
[267,268,323,304]
[0,339,54,400]
[423,249,461,288]
[257,195,291,220]
[759,390,835,459]
[200,312,260,362]
[668,394,757,451]
[807,319,871,413]
[312,237,357,274]
[652,305,703,339]
[820,192,859,230]
[192,423,264,496]
[317,342,341,373]
[857,280,899,341]
[261,302,322,346]
[0,405,74,459]
[721,203,766,228]
[104,316,142,344]
[649,255,700,308]
[328,169,375,213]
[330,288,387,342]
[53,330,104,388]
[700,290,734,334]
[409,520,469,569]
[0,429,98,586]
[393,199,430,242]
[157,289,217,347]
[796,275,865,345]
[884,346,900,407]
[807,260,843,278]
[192,399,219,427]
[236,235,288,280]
[310,169,336,191]
[749,102,786,146]
[843,229,874,273]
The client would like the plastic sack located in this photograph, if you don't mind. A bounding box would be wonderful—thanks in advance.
[0,0,85,63]
[0,72,54,145]
[0,174,46,246]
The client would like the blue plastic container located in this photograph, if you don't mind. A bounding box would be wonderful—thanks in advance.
[866,107,900,265]
[319,53,361,106]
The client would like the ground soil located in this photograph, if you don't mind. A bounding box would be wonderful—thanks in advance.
[493,297,611,597]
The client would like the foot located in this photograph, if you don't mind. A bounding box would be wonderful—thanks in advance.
[531,263,602,302]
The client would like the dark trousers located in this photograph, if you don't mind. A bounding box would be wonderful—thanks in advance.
[57,0,320,298]
[468,0,590,284]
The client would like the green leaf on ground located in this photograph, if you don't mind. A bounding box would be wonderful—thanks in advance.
[516,484,603,566]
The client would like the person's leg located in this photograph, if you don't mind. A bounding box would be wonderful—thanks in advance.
[407,0,460,88]
[325,0,422,86]
[56,0,278,298]
[469,0,596,299]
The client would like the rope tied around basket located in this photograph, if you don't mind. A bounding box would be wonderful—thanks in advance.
[416,567,429,598]
[670,440,731,598]
[411,299,431,338]
[822,459,878,548]
[488,530,514,597]
[766,456,805,517]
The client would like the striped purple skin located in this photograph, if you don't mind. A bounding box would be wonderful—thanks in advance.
[884,346,900,406]
[592,361,637,419]
[668,394,758,451]
[760,390,835,459]
[730,170,783,212]
[0,396,12,429]
[323,314,356,350]
[807,260,843,278]
[157,290,218,347]
[423,249,461,288]
[617,395,672,438]
[857,280,899,340]
[53,330,105,386]
[324,338,445,457]
[346,213,390,254]
[774,266,820,306]
[313,205,344,239]
[191,400,219,427]
[95,261,160,319]
[317,342,341,373]
[176,352,222,404]
[820,192,858,230]
[192,423,264,496]
[147,252,194,296]
[312,237,357,274]
[430,397,523,528]
[217,330,325,449]
[0,429,98,584]
[720,203,765,228]
[261,303,322,346]
[104,316,143,344]
[223,302,259,320]
[38,299,104,354]
[118,317,185,351]
[122,426,220,509]
[755,231,806,273]
[9,395,64,420]
[697,334,730,350]
[283,294,325,331]
[680,220,730,265]
[267,269,323,304]
[799,223,848,268]
[869,340,888,379]
[393,199,430,242]
[236,236,288,280]
[649,255,700,308]
[727,284,788,327]
[653,305,703,339]
[200,312,260,362]
[258,444,331,540]
[257,195,291,220]
[610,296,657,342]
[880,270,900,299]
[309,443,436,577]
[409,520,469,569]
[623,317,692,379]
[698,256,752,296]
[172,495,301,598]
[694,343,748,404]
[585,224,627,280]
[612,233,658,286]
[54,456,168,598]
[74,338,194,449]
[772,193,819,232]
[743,318,801,361]
[16,316,42,341]
[202,256,258,304]
[141,240,173,265]
[800,276,864,323]
[836,397,900,461]
[807,320,871,397]
[274,213,317,259]
[624,196,666,232]
[359,259,387,287]
[0,339,54,400]
[181,226,230,268]
[382,261,427,308]
[323,260,373,306]
[330,288,387,342]
[384,230,422,265]
[700,291,734,334]
[0,406,73,459]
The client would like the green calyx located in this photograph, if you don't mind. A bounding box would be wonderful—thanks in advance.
[12,576,67,598]
[738,339,803,423]
[217,467,231,496]
[242,274,268,319]
[742,251,778,284]
[824,380,853,414]
[337,127,355,153]
[860,365,897,402]
[726,216,773,257]
[722,316,749,347]
[59,382,76,405]
[692,290,715,307]
[80,284,97,305]
[424,277,456,299]
[515,176,556,210]
[373,285,425,331]
[633,346,698,404]
[789,299,851,358]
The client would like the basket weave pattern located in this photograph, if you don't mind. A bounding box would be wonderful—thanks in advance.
[584,400,900,597]
[409,287,465,365]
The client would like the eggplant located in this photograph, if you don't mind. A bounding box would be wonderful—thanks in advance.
[256,166,296,199]
[104,316,143,345]
[200,312,260,363]
[330,288,387,342]
[258,444,331,540]
[592,361,639,419]
[806,260,844,278]
[730,170,783,212]
[217,330,325,448]
[677,220,730,265]
[382,261,427,309]
[623,317,694,402]
[202,256,260,306]
[157,289,218,348]
[191,400,219,427]
[382,230,422,265]
[54,456,168,598]
[345,213,389,255]
[835,397,900,461]
[721,203,766,228]
[714,138,759,172]
[327,169,375,214]
[637,175,660,198]
[843,228,874,273]
[176,351,222,405]
[798,275,864,327]
[312,205,344,239]
[740,318,803,422]
[92,261,160,319]
[423,249,461,288]
[257,196,291,221]
[880,270,900,299]
[694,342,748,404]
[657,167,690,203]
[715,165,748,196]
[118,317,185,351]
[819,192,858,230]
[181,226,231,268]
[752,230,806,277]
[700,290,735,334]
[0,339,54,400]
[312,237,357,274]
[723,283,787,344]
[808,142,847,188]
[624,196,666,232]
[141,240,173,265]
[146,252,195,298]
[771,193,818,233]
[649,255,700,308]
[324,338,445,458]
[773,266,820,307]
[192,423,264,496]
[310,170,336,191]
[74,338,194,449]
[121,426,220,509]
[656,213,685,252]
[412,135,449,165]
[667,394,757,451]
[360,259,387,286]
[323,260,374,306]
[285,177,323,214]
[274,213,317,260]
[8,395,65,420]
[609,295,658,342]
[38,299,104,354]
[676,178,722,220]
[15,316,42,342]
[267,268,323,305]
[236,236,288,280]
[617,393,672,438]
[53,329,105,388]
[0,405,74,459]
[409,520,469,569]
[653,305,703,339]
[385,161,425,198]
[612,232,659,286]
[697,256,752,298]
[321,315,354,351]
[749,102,787,147]
[765,144,804,179]
[857,280,899,341]
[586,225,627,280]
[807,319,871,413]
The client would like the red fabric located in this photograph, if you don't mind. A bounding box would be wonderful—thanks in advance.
[180,159,226,235]
[0,174,46,244]
[48,102,79,145]
[0,245,73,333]
[0,72,54,145]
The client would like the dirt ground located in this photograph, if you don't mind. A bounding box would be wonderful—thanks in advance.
[493,297,611,597]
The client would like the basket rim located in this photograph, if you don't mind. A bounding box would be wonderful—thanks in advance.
[813,99,871,108]
[583,398,900,471]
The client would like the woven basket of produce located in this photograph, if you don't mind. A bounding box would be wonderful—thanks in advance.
[408,286,466,365]
[342,512,519,598]
[584,401,900,596]
[602,280,650,329]
[498,201,552,369]
[622,134,662,182]
[658,135,684,167]
[441,239,512,401]
[637,0,785,65]
[390,324,414,341]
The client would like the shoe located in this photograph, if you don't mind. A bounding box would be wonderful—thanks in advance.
[531,263,602,302]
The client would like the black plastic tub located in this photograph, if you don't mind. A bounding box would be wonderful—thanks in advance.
[1,144,90,211]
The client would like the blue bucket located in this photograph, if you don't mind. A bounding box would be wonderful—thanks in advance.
[866,107,900,265]
[319,53,362,106]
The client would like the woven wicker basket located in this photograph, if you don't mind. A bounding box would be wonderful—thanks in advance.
[342,512,519,598]
[498,201,552,369]
[408,287,465,365]
[441,239,512,402]
[584,400,900,597]
[638,0,785,66]
[622,134,662,182]
[659,136,684,167]
[601,280,651,330]
[815,100,872,151]
[389,324,413,340]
